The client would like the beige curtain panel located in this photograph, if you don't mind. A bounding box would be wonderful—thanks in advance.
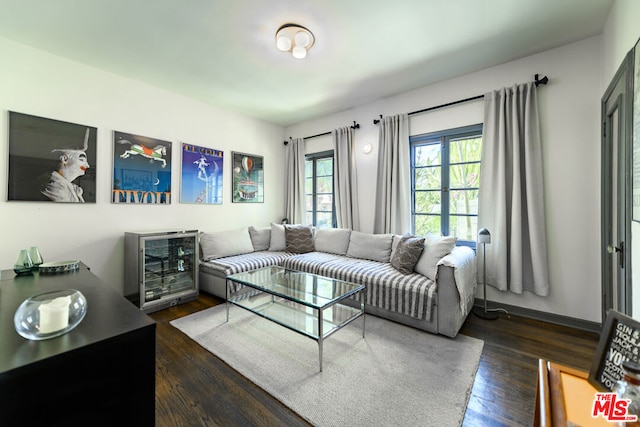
[478,82,550,296]
[373,113,411,235]
[332,126,360,230]
[284,137,306,225]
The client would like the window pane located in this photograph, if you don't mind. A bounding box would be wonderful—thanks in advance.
[414,214,441,236]
[316,194,333,213]
[316,212,333,229]
[317,158,333,176]
[449,189,479,215]
[411,124,482,244]
[414,144,440,167]
[450,137,482,163]
[317,176,333,193]
[450,163,480,188]
[414,190,441,214]
[450,215,478,241]
[305,152,335,229]
[415,166,441,190]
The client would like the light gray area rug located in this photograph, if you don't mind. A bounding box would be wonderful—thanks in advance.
[171,305,483,427]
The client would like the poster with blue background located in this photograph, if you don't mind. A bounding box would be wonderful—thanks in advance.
[112,131,172,204]
[180,143,224,204]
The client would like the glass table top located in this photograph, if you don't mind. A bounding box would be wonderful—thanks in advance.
[227,266,364,309]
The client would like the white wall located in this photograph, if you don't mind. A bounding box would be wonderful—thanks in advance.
[286,36,604,322]
[602,0,640,318]
[0,37,286,294]
[603,0,640,83]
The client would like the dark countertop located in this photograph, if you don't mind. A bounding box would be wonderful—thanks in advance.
[0,263,155,375]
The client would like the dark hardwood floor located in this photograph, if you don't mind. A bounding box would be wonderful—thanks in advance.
[149,294,600,427]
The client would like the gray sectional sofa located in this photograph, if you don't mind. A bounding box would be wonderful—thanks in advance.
[198,223,477,338]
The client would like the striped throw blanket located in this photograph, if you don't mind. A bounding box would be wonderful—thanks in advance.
[283,252,435,319]
[201,251,293,276]
[202,251,436,321]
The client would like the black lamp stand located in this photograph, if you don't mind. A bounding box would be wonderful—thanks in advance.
[472,229,508,320]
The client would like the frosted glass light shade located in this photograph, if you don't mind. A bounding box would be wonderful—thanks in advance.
[294,30,311,48]
[275,23,314,59]
[292,46,307,59]
[276,35,292,51]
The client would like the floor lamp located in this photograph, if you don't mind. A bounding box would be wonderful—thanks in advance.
[473,228,508,320]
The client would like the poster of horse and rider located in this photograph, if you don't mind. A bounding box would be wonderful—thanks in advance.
[112,131,172,204]
[7,111,97,203]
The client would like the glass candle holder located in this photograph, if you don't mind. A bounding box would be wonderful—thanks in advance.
[13,249,33,275]
[14,289,87,340]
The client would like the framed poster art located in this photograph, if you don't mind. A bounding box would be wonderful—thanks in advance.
[589,309,640,391]
[112,131,172,204]
[7,111,97,203]
[633,37,640,221]
[232,152,264,203]
[180,143,224,204]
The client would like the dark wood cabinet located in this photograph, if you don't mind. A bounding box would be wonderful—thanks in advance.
[0,264,156,426]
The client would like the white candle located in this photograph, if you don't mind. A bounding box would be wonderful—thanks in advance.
[38,296,71,334]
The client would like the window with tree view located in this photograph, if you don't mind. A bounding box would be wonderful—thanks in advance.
[411,124,482,247]
[305,151,335,228]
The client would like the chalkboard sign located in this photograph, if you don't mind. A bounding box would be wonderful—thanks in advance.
[589,310,640,391]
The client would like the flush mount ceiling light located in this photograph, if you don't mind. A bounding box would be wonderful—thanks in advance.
[275,23,315,59]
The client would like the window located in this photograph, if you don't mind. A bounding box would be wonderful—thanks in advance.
[305,151,335,228]
[411,124,482,247]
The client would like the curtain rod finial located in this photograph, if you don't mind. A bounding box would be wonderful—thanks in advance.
[535,74,549,86]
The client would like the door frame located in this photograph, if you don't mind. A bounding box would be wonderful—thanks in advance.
[601,50,634,322]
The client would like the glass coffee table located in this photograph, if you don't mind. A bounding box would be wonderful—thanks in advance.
[226,266,365,372]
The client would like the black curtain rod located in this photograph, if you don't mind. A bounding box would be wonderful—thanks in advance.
[373,74,549,124]
[284,121,360,145]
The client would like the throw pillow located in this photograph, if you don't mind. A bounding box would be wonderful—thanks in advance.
[284,225,315,253]
[248,226,271,251]
[346,231,393,263]
[389,234,404,260]
[414,233,457,280]
[268,223,287,251]
[200,228,254,261]
[390,234,426,274]
[314,228,352,255]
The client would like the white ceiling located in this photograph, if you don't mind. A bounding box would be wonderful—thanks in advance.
[0,0,614,126]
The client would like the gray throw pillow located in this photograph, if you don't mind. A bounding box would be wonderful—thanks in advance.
[389,234,404,260]
[390,234,425,275]
[314,228,352,255]
[346,231,393,263]
[248,226,271,251]
[285,225,315,253]
[200,228,254,261]
[268,223,287,251]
